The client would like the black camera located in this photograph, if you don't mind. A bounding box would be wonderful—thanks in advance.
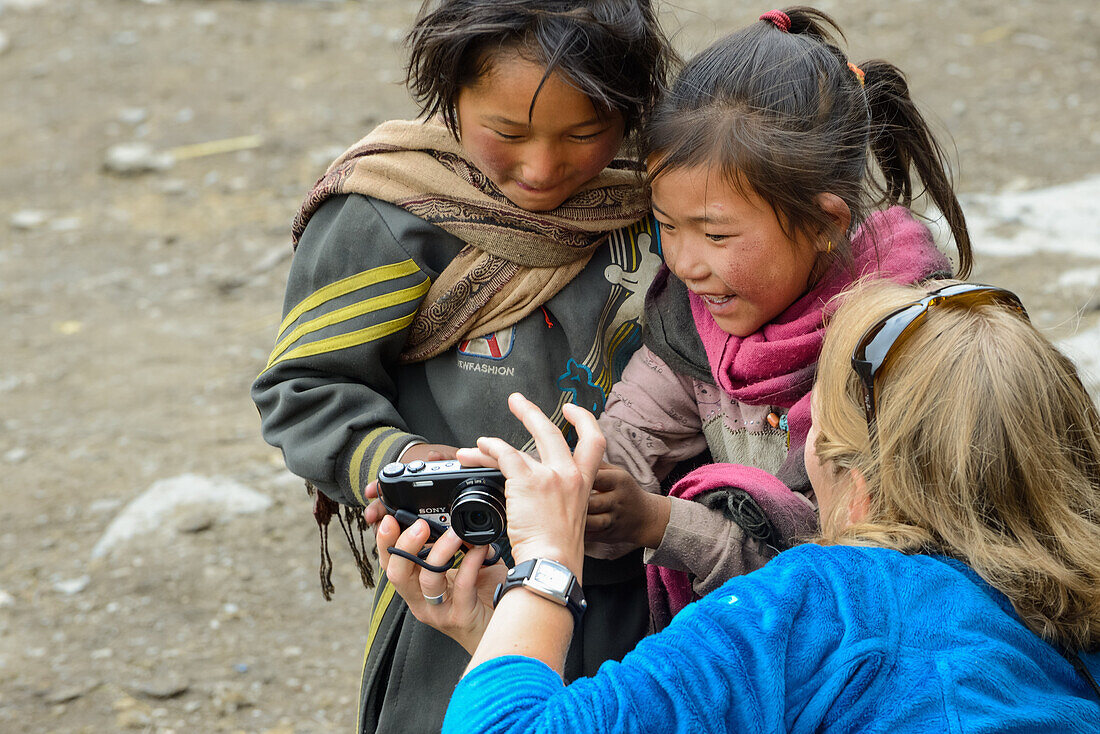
[376,460,507,546]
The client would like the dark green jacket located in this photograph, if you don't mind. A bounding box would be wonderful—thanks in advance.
[253,194,661,508]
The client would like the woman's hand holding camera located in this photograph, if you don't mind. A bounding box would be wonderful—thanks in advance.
[457,393,603,572]
[377,518,506,654]
[378,393,606,666]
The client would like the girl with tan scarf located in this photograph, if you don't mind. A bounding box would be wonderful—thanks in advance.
[251,2,674,732]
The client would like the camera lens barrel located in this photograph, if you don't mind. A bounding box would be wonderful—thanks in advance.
[450,478,506,545]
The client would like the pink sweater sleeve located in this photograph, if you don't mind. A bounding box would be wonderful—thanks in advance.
[598,347,708,493]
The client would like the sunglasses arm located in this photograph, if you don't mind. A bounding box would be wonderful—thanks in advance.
[851,357,878,429]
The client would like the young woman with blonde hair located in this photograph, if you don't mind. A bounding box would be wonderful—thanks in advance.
[813,279,1100,655]
[379,279,1100,732]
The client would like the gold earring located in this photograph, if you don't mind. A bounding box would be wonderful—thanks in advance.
[826,240,834,254]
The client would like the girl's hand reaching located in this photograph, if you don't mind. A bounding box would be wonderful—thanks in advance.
[587,465,671,551]
[376,516,505,654]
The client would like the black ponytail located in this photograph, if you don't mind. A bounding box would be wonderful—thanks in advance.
[862,60,972,276]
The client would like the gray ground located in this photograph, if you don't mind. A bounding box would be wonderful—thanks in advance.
[1,0,1097,731]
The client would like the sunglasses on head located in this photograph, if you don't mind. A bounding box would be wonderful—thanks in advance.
[850,283,1029,431]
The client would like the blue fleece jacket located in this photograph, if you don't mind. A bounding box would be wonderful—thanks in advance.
[444,544,1100,733]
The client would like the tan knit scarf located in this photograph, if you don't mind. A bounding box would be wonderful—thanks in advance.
[292,119,649,363]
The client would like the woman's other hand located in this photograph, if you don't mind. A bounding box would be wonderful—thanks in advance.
[455,393,605,574]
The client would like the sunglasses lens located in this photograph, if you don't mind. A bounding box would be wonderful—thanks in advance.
[928,284,1028,317]
[850,283,1027,431]
[856,303,925,366]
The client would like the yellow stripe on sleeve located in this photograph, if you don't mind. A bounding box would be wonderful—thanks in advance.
[348,428,390,505]
[365,432,406,494]
[264,311,417,372]
[267,278,430,367]
[276,260,422,341]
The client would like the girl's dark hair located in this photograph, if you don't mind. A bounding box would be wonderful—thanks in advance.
[645,6,972,277]
[405,0,674,154]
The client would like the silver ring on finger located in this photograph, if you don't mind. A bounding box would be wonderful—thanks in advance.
[423,591,448,606]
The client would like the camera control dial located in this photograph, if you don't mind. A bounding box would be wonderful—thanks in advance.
[381,462,405,478]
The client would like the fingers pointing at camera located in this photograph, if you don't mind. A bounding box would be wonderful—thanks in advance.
[378,393,604,650]
[456,393,604,574]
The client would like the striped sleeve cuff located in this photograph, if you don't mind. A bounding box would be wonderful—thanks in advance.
[337,427,427,506]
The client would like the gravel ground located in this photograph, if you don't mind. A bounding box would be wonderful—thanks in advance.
[1,0,1097,731]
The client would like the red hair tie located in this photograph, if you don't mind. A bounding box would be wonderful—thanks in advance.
[759,9,791,32]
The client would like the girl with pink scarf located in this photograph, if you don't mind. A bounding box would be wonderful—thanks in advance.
[584,7,975,628]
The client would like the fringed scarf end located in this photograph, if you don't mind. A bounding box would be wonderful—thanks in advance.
[307,482,376,601]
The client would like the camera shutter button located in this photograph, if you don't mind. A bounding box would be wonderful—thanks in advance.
[381,462,405,478]
[406,460,426,473]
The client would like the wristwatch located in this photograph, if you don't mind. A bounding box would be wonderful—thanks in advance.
[493,558,586,625]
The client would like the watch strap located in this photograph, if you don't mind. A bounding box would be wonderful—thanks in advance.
[493,558,586,625]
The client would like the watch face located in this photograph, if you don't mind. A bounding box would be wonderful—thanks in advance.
[532,561,571,593]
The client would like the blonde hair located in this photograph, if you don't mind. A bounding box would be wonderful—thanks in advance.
[813,279,1100,652]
